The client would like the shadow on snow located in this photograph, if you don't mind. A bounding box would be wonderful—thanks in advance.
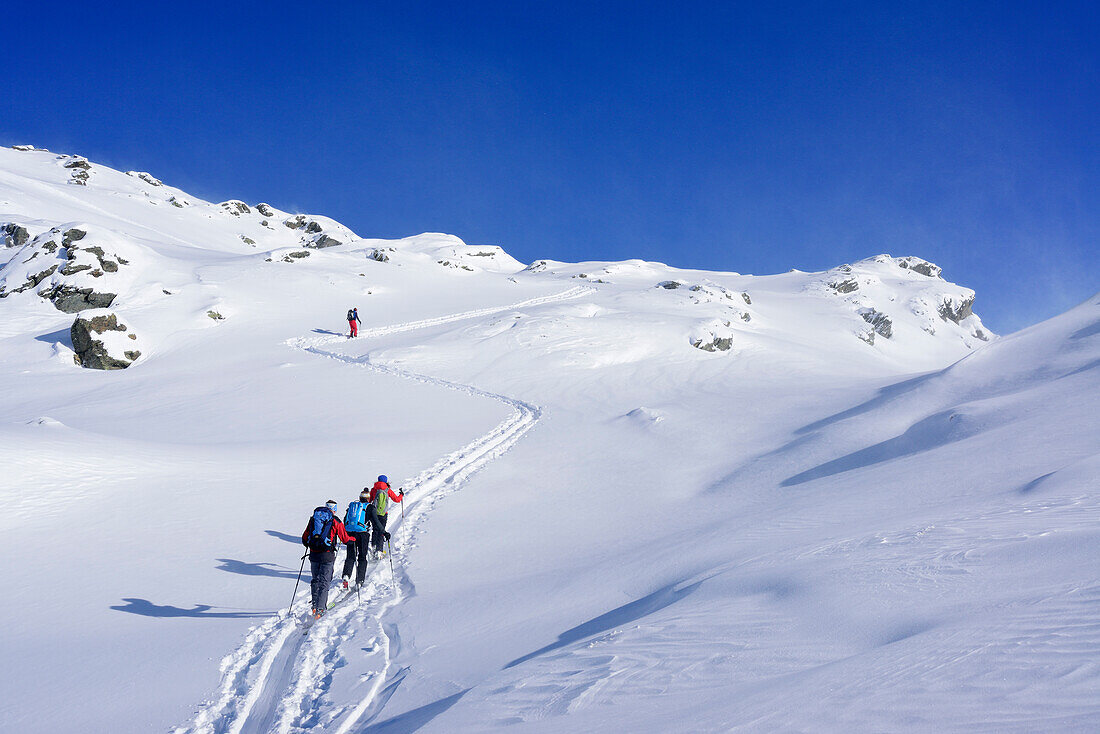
[110,598,272,618]
[265,529,303,544]
[503,580,703,670]
[215,558,299,579]
[781,409,988,487]
[34,326,74,349]
[360,688,471,733]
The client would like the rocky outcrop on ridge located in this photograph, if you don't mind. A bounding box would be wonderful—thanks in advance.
[0,226,129,313]
[811,256,991,349]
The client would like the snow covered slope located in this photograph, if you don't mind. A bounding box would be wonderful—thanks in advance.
[1,145,1096,733]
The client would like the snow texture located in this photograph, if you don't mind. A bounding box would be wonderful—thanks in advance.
[1,145,1098,733]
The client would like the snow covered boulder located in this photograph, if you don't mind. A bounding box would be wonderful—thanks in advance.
[126,171,163,187]
[691,320,735,352]
[2,222,30,248]
[938,294,975,324]
[61,156,93,185]
[896,256,942,278]
[828,277,860,294]
[282,214,355,249]
[860,308,894,338]
[219,200,251,216]
[71,312,141,369]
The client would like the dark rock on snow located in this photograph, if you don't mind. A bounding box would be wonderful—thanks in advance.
[2,223,30,248]
[42,285,117,313]
[859,308,894,338]
[939,295,975,324]
[312,234,342,248]
[693,335,733,352]
[71,313,136,370]
[828,278,859,294]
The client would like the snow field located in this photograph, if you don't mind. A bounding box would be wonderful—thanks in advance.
[2,146,1097,732]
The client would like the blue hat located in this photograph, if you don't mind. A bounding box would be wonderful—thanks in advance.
[377,475,388,484]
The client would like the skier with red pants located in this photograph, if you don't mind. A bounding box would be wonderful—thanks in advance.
[301,500,356,618]
[347,307,361,337]
[367,475,403,555]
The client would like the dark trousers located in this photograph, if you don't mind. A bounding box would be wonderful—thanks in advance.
[309,551,336,611]
[370,508,389,553]
[341,534,370,584]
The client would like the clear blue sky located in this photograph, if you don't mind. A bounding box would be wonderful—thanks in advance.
[3,1,1096,333]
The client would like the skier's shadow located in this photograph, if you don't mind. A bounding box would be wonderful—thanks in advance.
[311,328,343,336]
[110,598,270,618]
[265,529,302,544]
[215,558,298,579]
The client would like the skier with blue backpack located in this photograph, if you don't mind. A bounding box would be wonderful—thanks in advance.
[301,500,356,618]
[341,488,389,588]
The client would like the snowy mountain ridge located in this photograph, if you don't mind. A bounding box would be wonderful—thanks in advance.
[2,144,1098,734]
[1,145,990,373]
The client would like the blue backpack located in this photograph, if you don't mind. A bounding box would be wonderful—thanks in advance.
[344,501,368,533]
[307,506,335,550]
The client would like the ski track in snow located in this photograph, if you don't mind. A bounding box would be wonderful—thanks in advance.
[176,286,589,734]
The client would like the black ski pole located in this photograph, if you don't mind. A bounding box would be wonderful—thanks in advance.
[290,551,308,612]
[387,538,396,589]
[400,488,406,530]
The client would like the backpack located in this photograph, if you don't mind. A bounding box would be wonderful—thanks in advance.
[344,501,368,532]
[347,309,355,321]
[374,487,389,515]
[307,506,335,550]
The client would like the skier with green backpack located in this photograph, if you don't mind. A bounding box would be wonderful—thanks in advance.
[367,475,403,556]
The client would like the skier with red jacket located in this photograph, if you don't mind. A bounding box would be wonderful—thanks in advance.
[301,500,356,618]
[367,475,404,555]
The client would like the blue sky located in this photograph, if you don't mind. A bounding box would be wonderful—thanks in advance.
[3,1,1096,333]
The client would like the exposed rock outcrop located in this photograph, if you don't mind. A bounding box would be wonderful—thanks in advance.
[62,156,92,186]
[0,226,127,311]
[828,278,859,294]
[71,313,138,369]
[897,257,942,278]
[2,223,30,248]
[126,171,162,187]
[691,320,735,352]
[220,200,251,216]
[859,308,894,338]
[939,295,975,324]
[312,234,342,248]
[43,285,117,313]
[693,334,733,352]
